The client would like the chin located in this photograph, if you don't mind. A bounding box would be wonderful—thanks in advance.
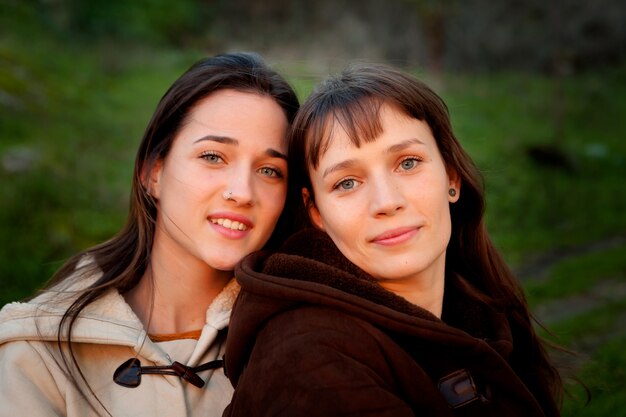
[204,256,238,272]
[371,265,423,281]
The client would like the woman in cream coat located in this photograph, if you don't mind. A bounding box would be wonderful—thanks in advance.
[0,52,299,416]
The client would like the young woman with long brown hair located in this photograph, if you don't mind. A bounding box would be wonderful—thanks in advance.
[224,63,562,416]
[0,52,299,416]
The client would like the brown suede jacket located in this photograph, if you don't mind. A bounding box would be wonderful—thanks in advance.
[224,229,559,417]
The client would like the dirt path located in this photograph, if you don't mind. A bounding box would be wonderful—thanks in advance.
[520,235,626,376]
[515,235,626,282]
[534,279,626,324]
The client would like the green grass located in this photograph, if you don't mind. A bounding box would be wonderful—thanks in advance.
[562,336,626,417]
[541,299,626,347]
[0,30,200,302]
[525,245,626,306]
[442,70,626,264]
[534,285,626,415]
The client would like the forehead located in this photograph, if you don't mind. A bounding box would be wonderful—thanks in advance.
[188,89,274,120]
[315,101,426,158]
[307,98,380,167]
[180,89,288,147]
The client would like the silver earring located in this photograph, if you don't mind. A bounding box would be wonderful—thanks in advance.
[223,190,233,200]
[448,188,456,197]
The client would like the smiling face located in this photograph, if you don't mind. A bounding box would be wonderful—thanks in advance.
[148,89,289,273]
[306,102,460,293]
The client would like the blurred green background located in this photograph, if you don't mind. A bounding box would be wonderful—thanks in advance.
[1,0,625,415]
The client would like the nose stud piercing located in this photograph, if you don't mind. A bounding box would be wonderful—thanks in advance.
[448,188,457,197]
[223,190,233,200]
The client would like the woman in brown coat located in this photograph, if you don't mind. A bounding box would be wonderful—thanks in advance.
[224,63,562,416]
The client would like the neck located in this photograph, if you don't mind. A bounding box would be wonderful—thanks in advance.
[377,261,446,318]
[125,243,232,335]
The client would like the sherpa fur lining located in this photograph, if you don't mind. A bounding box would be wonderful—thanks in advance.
[261,228,510,346]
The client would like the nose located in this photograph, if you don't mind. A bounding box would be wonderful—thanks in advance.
[224,168,254,206]
[368,174,405,217]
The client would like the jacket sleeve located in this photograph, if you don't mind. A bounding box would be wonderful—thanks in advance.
[225,306,415,417]
[0,341,66,417]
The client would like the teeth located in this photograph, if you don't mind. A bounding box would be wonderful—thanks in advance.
[211,218,248,231]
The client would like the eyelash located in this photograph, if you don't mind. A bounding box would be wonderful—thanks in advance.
[258,166,284,179]
[200,151,224,163]
[331,156,422,192]
[397,156,422,171]
[332,177,359,191]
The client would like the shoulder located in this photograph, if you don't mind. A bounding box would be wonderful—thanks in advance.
[0,298,68,344]
[0,339,66,408]
[1,256,101,317]
[0,338,59,373]
[237,305,405,385]
[0,264,93,343]
[261,304,387,345]
[0,264,141,345]
[227,305,415,416]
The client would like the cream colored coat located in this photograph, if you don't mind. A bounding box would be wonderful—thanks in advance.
[0,268,239,417]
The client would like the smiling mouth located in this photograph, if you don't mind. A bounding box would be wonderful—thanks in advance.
[371,227,420,245]
[210,218,248,231]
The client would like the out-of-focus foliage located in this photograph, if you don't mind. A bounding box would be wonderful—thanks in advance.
[1,0,214,46]
[2,0,625,72]
[201,0,626,72]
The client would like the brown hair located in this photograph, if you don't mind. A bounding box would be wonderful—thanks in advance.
[43,52,299,412]
[289,63,562,410]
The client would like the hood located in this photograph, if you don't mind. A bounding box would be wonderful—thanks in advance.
[0,266,144,346]
[0,263,240,367]
[227,228,513,383]
[0,269,165,367]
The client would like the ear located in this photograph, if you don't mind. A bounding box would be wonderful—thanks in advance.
[142,159,163,200]
[302,188,325,231]
[447,167,461,203]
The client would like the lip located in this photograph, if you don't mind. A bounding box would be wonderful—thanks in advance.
[208,212,254,239]
[370,226,421,246]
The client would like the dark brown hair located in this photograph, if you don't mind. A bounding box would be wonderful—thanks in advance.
[289,63,562,410]
[43,51,299,411]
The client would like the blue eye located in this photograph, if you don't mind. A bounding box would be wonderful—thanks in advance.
[201,152,223,164]
[399,157,420,171]
[337,179,356,190]
[258,167,283,178]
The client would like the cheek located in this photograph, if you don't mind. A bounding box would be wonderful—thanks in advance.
[263,184,288,217]
[433,197,453,244]
[415,172,450,207]
[425,192,452,229]
[162,164,205,193]
[168,178,210,204]
[317,201,358,242]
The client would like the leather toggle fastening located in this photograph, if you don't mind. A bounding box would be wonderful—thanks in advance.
[170,361,205,388]
[438,369,483,408]
[113,357,224,388]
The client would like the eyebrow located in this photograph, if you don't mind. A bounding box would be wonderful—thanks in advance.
[322,159,358,179]
[266,148,288,161]
[387,138,426,154]
[194,135,238,145]
[194,135,287,161]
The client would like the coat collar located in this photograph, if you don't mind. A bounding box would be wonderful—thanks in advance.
[244,228,513,358]
[0,263,240,366]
